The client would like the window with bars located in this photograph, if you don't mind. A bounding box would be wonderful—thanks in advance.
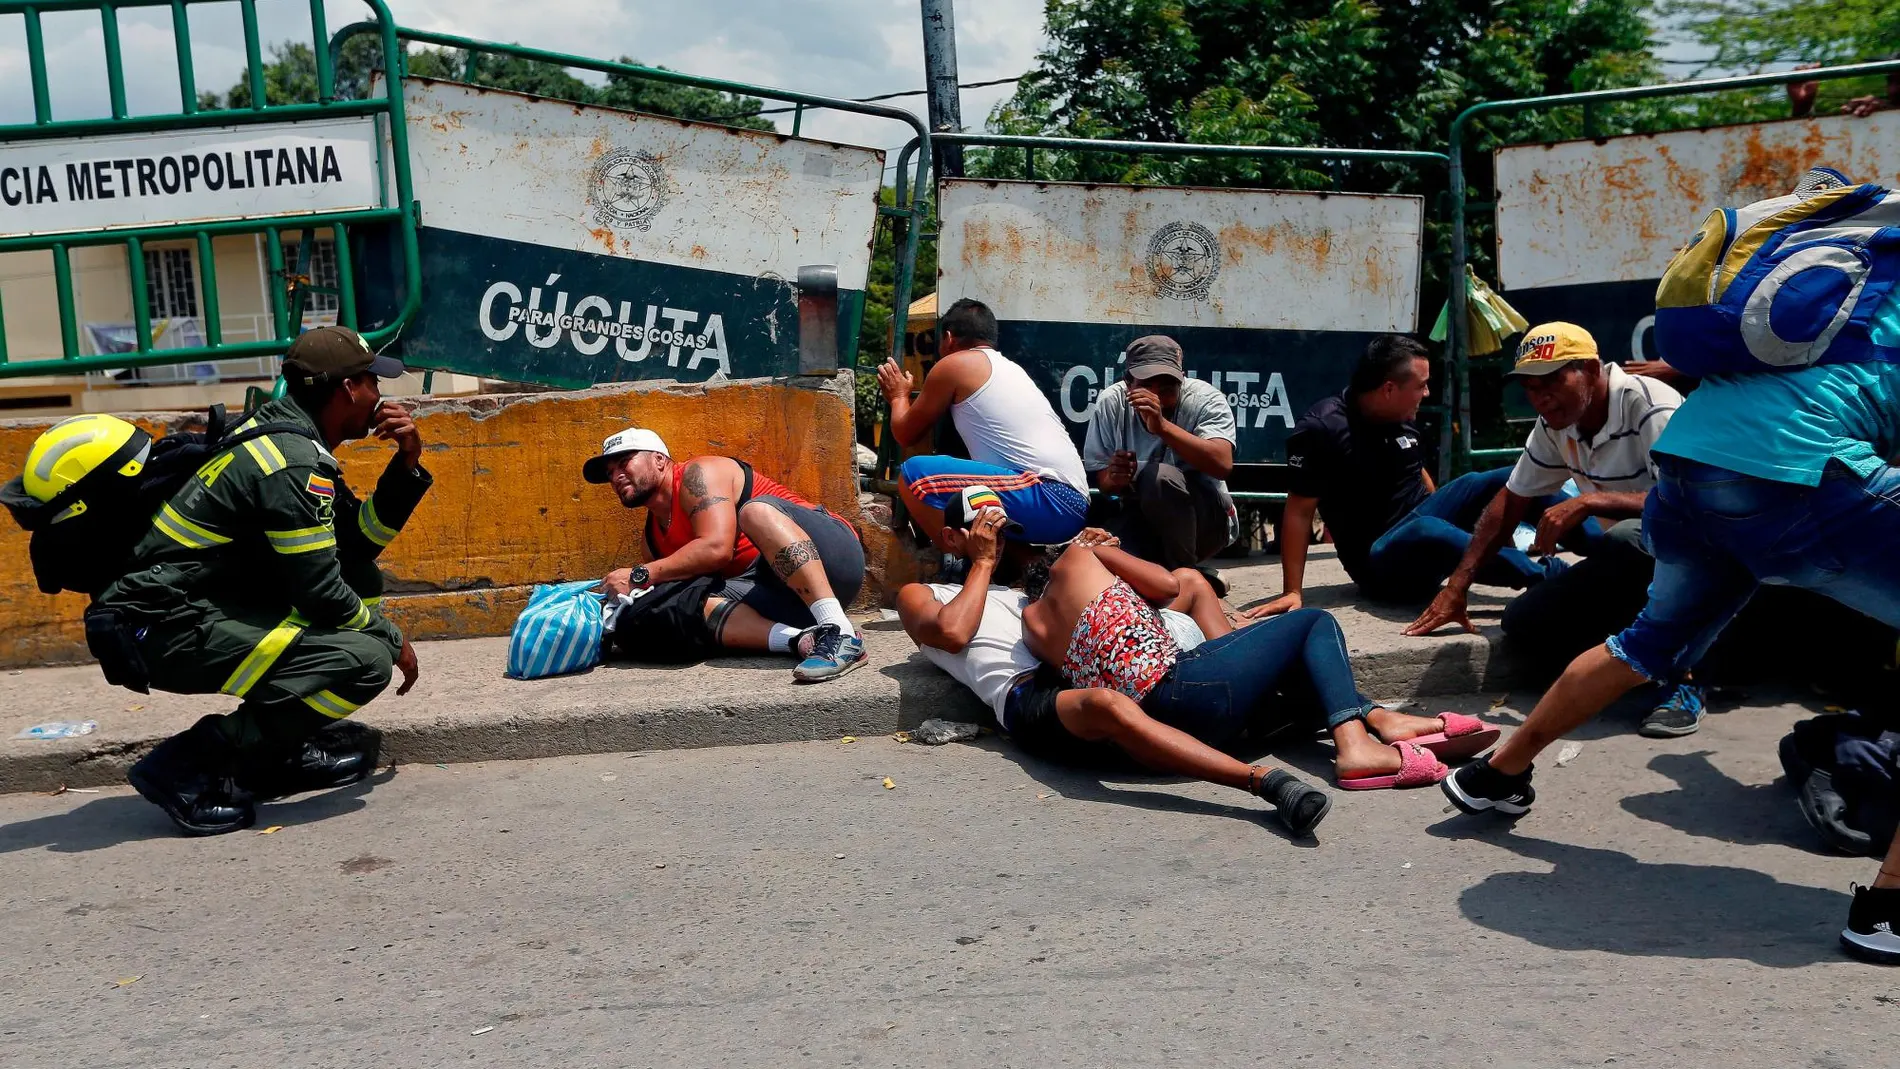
[305,239,340,315]
[143,247,198,319]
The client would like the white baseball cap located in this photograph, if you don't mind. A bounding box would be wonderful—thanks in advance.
[582,426,670,483]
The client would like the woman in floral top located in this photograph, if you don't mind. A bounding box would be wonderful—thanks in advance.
[1021,532,1494,790]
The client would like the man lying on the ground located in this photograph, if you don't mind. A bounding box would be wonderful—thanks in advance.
[1402,323,1703,737]
[878,297,1090,546]
[1023,535,1498,796]
[894,487,1335,836]
[583,426,867,683]
[1082,335,1238,584]
[1249,334,1584,618]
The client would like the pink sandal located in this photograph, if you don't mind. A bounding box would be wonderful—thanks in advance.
[1406,712,1500,763]
[1337,741,1449,791]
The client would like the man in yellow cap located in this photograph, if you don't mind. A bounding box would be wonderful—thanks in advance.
[1402,322,1701,735]
[93,325,431,836]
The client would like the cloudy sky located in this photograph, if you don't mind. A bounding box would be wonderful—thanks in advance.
[0,0,1046,170]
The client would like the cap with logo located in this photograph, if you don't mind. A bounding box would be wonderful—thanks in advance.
[1507,322,1600,378]
[281,325,406,386]
[941,484,1024,537]
[583,426,671,483]
[1122,335,1185,381]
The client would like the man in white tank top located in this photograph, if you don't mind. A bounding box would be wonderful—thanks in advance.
[894,487,1334,837]
[878,298,1090,545]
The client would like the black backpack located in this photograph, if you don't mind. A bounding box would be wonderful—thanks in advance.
[1,405,316,597]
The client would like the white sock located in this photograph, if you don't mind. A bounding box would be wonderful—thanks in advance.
[808,597,854,635]
[767,623,802,653]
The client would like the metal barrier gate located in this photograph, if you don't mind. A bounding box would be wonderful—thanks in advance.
[0,0,420,377]
[0,1,932,385]
[885,132,1449,497]
[1445,58,1900,470]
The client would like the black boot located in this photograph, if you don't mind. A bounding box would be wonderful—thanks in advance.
[127,716,256,836]
[237,721,382,801]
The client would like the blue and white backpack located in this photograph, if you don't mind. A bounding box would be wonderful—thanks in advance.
[1654,167,1900,375]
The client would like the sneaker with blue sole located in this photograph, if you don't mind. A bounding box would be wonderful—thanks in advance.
[1640,681,1707,738]
[793,624,867,683]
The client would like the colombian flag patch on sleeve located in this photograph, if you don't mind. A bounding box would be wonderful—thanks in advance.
[305,474,335,498]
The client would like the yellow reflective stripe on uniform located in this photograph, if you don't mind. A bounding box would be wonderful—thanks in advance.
[219,614,304,697]
[362,596,383,608]
[357,496,399,547]
[301,689,361,719]
[266,525,337,554]
[342,602,372,630]
[242,435,288,475]
[153,503,231,549]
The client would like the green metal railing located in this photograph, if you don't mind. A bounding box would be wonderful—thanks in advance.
[1446,58,1900,469]
[323,21,934,374]
[0,0,422,378]
[884,132,1452,490]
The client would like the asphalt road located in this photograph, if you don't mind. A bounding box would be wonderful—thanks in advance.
[3,690,1896,1068]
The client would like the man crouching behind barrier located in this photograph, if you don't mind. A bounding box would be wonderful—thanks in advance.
[96,327,429,836]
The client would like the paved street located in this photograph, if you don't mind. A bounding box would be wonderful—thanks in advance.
[4,690,1896,1068]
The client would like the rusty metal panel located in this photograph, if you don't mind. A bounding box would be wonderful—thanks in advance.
[375,77,885,387]
[1495,112,1900,290]
[939,179,1423,331]
[935,178,1425,465]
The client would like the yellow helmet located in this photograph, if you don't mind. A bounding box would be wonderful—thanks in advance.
[21,414,150,508]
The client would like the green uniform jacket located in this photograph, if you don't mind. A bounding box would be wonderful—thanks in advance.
[99,396,431,655]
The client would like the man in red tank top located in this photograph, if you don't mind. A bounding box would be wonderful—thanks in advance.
[583,427,868,682]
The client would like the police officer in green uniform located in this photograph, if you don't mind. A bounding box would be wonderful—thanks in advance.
[98,325,431,835]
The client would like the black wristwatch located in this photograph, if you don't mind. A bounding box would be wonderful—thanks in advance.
[629,565,651,589]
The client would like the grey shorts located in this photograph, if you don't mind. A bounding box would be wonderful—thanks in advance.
[720,496,865,627]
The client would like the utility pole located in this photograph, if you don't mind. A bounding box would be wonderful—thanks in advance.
[920,0,965,179]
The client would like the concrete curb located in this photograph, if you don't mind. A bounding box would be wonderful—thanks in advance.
[0,624,1525,795]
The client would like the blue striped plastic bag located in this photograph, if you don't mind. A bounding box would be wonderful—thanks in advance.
[506,580,607,680]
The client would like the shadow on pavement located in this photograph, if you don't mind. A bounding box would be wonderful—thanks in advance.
[0,771,389,855]
[1425,818,1849,967]
[1619,750,1815,850]
[966,735,1320,847]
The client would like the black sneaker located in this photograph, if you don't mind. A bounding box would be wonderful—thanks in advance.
[1256,768,1332,837]
[127,716,257,837]
[1639,682,1707,738]
[1841,884,1900,965]
[1442,758,1536,816]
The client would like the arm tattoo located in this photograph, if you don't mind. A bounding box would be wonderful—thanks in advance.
[682,462,730,516]
[771,539,819,581]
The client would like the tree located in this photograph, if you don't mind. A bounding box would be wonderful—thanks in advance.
[206,40,774,131]
[1665,0,1900,115]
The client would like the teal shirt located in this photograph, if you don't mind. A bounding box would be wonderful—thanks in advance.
[1654,363,1900,486]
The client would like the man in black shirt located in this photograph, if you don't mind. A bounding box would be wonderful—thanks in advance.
[1247,335,1570,616]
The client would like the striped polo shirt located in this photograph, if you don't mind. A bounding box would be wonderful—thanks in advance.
[1505,363,1683,497]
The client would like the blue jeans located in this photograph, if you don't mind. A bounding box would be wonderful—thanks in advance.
[1141,608,1372,749]
[1359,467,1589,601]
[1608,456,1900,683]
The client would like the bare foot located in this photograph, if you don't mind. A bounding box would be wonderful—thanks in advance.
[1364,706,1449,744]
[1331,720,1403,779]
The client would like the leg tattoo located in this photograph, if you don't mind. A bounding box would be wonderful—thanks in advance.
[771,539,819,582]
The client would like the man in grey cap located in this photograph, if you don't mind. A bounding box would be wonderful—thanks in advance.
[1082,335,1239,581]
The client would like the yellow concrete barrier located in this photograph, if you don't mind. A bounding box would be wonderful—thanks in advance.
[0,373,860,667]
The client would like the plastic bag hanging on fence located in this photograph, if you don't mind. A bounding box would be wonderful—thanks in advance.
[506,580,608,680]
[1430,266,1530,356]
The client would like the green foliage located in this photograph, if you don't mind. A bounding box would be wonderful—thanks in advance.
[854,187,939,437]
[204,40,774,131]
[1664,0,1900,116]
